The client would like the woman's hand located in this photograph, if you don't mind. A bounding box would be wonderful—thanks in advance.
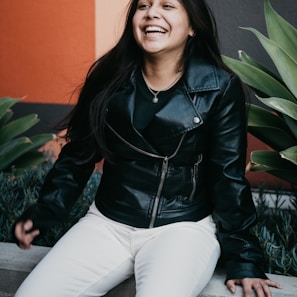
[226,278,281,297]
[14,220,40,249]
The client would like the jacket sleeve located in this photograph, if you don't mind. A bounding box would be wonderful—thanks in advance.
[208,75,267,281]
[16,140,102,231]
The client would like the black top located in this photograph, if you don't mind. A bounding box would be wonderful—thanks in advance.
[134,72,182,134]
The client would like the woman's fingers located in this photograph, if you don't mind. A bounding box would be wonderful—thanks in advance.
[226,279,241,294]
[226,278,282,297]
[15,220,40,249]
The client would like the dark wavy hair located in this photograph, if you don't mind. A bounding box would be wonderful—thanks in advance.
[63,0,227,160]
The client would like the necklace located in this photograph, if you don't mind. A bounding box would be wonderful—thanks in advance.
[142,71,182,103]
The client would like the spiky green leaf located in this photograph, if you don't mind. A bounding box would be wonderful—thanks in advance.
[29,134,56,150]
[280,146,297,165]
[0,134,55,171]
[0,114,39,144]
[0,141,32,170]
[0,109,13,127]
[222,56,295,101]
[257,96,297,121]
[241,27,297,99]
[265,0,297,63]
[247,103,288,130]
[250,150,295,170]
[0,137,30,155]
[256,96,297,140]
[284,116,297,140]
[247,104,296,150]
[239,50,281,82]
[249,126,296,152]
[0,97,20,121]
[247,150,297,185]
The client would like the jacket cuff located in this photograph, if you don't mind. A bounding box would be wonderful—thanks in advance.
[12,203,63,245]
[225,261,268,283]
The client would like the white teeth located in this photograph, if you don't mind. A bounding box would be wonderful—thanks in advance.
[145,26,166,34]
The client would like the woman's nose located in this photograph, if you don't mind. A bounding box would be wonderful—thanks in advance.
[145,6,160,19]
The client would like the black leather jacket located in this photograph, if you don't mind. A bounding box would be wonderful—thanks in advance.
[18,55,267,281]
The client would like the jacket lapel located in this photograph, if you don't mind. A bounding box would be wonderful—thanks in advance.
[107,85,159,153]
[144,86,203,142]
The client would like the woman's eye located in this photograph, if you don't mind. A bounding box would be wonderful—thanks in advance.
[137,3,150,9]
[136,2,175,10]
[163,3,175,9]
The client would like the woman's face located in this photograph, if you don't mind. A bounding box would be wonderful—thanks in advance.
[132,0,193,58]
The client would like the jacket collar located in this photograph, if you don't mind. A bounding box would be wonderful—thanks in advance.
[129,53,220,94]
[183,54,220,93]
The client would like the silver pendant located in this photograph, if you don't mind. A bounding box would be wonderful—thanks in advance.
[152,96,159,103]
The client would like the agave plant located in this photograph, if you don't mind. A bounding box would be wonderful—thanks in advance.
[223,0,297,186]
[0,97,55,176]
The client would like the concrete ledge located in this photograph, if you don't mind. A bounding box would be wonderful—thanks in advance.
[1,242,296,297]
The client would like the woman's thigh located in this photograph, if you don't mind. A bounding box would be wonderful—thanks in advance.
[134,216,221,297]
[15,209,134,297]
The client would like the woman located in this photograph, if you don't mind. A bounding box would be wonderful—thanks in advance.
[14,0,281,296]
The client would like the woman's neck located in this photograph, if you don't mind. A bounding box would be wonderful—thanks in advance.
[142,56,184,91]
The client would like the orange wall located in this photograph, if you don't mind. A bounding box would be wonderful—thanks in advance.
[95,0,129,58]
[0,0,95,104]
[0,0,130,104]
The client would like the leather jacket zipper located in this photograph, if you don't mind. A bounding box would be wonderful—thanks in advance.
[189,153,203,201]
[149,156,168,228]
[148,134,185,228]
[107,123,164,160]
[107,123,186,228]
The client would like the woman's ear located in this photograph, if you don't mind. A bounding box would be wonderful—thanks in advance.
[189,29,196,37]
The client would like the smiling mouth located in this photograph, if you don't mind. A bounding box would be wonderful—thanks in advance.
[144,26,167,35]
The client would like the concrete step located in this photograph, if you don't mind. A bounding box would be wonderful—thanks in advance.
[1,242,296,297]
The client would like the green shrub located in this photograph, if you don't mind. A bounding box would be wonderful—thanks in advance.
[252,186,297,276]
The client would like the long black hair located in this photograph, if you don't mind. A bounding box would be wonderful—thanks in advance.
[63,0,227,160]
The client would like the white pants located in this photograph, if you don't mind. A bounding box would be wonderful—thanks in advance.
[15,203,221,297]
